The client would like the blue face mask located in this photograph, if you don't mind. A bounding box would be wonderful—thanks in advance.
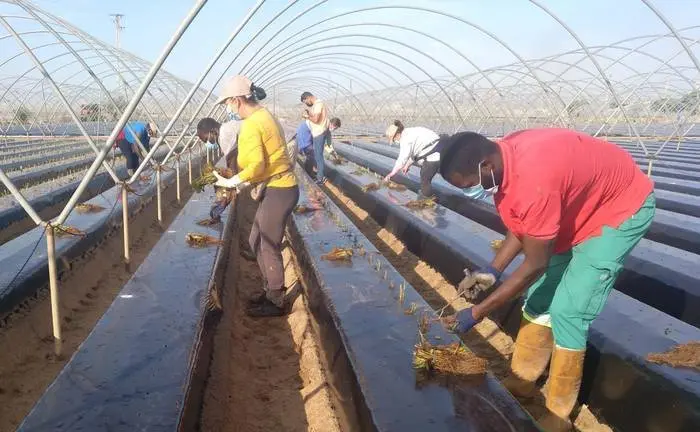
[226,102,241,121]
[462,161,498,199]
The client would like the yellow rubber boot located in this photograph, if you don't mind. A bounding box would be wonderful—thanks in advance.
[538,346,585,432]
[501,317,554,399]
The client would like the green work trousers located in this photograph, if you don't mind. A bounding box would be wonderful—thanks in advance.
[523,193,656,350]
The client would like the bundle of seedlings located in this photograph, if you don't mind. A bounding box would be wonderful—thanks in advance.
[490,238,504,251]
[384,181,407,191]
[75,203,106,214]
[404,197,437,210]
[330,154,345,165]
[647,341,700,371]
[413,342,488,377]
[192,164,235,192]
[185,232,223,248]
[351,166,370,176]
[294,204,321,214]
[53,224,86,238]
[321,247,353,262]
[362,182,381,192]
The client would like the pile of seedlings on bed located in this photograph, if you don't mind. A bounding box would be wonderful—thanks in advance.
[362,182,381,193]
[647,341,700,371]
[75,203,106,214]
[404,197,437,210]
[321,246,353,262]
[185,232,223,248]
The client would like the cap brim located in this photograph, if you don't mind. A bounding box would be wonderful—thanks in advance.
[214,95,228,105]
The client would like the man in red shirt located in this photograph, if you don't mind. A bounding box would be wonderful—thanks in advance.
[439,128,655,432]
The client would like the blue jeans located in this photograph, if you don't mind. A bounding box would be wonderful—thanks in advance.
[312,131,329,180]
[117,139,139,170]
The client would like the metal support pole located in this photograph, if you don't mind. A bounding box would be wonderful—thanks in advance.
[176,158,181,203]
[188,150,193,185]
[647,159,654,177]
[46,226,62,356]
[122,185,130,267]
[156,168,162,224]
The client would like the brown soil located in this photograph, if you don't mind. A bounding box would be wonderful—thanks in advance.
[0,181,193,432]
[647,341,700,370]
[320,180,611,432]
[198,196,340,432]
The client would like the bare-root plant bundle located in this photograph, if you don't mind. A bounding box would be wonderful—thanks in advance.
[321,247,353,262]
[362,182,381,193]
[192,164,234,192]
[404,197,437,210]
[53,224,86,238]
[294,204,321,214]
[384,181,407,191]
[75,203,106,214]
[185,232,223,248]
[413,342,488,377]
[647,341,700,371]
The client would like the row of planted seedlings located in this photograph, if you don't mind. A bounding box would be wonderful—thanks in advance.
[294,166,493,379]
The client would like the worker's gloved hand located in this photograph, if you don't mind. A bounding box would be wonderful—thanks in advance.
[459,266,501,300]
[213,171,242,190]
[205,142,218,151]
[383,174,392,183]
[442,307,480,334]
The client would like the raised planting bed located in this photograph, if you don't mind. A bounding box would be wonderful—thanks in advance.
[0,148,91,172]
[316,154,700,431]
[288,167,540,431]
[0,154,204,319]
[17,159,231,431]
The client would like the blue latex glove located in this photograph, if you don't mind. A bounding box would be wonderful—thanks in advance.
[450,307,480,333]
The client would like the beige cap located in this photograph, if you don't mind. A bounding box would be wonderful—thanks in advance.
[385,124,399,139]
[215,75,252,105]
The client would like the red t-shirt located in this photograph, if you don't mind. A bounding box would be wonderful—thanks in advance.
[494,128,653,254]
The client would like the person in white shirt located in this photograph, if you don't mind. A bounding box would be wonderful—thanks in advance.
[383,120,441,198]
[301,91,331,184]
[196,117,240,170]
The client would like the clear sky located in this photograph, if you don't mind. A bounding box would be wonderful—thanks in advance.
[17,0,700,96]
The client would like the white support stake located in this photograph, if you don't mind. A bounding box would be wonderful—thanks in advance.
[156,168,163,224]
[46,226,62,356]
[122,186,130,265]
[176,160,181,203]
[188,152,193,185]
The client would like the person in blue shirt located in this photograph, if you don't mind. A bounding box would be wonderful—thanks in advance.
[116,121,156,176]
[297,117,340,176]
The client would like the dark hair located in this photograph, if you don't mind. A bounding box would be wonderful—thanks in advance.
[439,132,499,179]
[197,117,220,134]
[250,84,266,101]
[330,117,341,128]
[392,119,404,135]
[300,91,313,102]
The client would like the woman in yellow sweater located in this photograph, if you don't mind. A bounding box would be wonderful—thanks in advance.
[213,75,299,317]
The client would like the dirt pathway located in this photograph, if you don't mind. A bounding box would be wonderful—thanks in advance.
[198,196,340,432]
[0,183,192,432]
[320,181,611,432]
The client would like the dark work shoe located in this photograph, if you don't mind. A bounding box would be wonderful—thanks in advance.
[240,247,256,261]
[246,298,287,317]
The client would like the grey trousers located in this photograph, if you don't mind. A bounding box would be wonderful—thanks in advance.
[248,185,300,306]
[420,160,440,197]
